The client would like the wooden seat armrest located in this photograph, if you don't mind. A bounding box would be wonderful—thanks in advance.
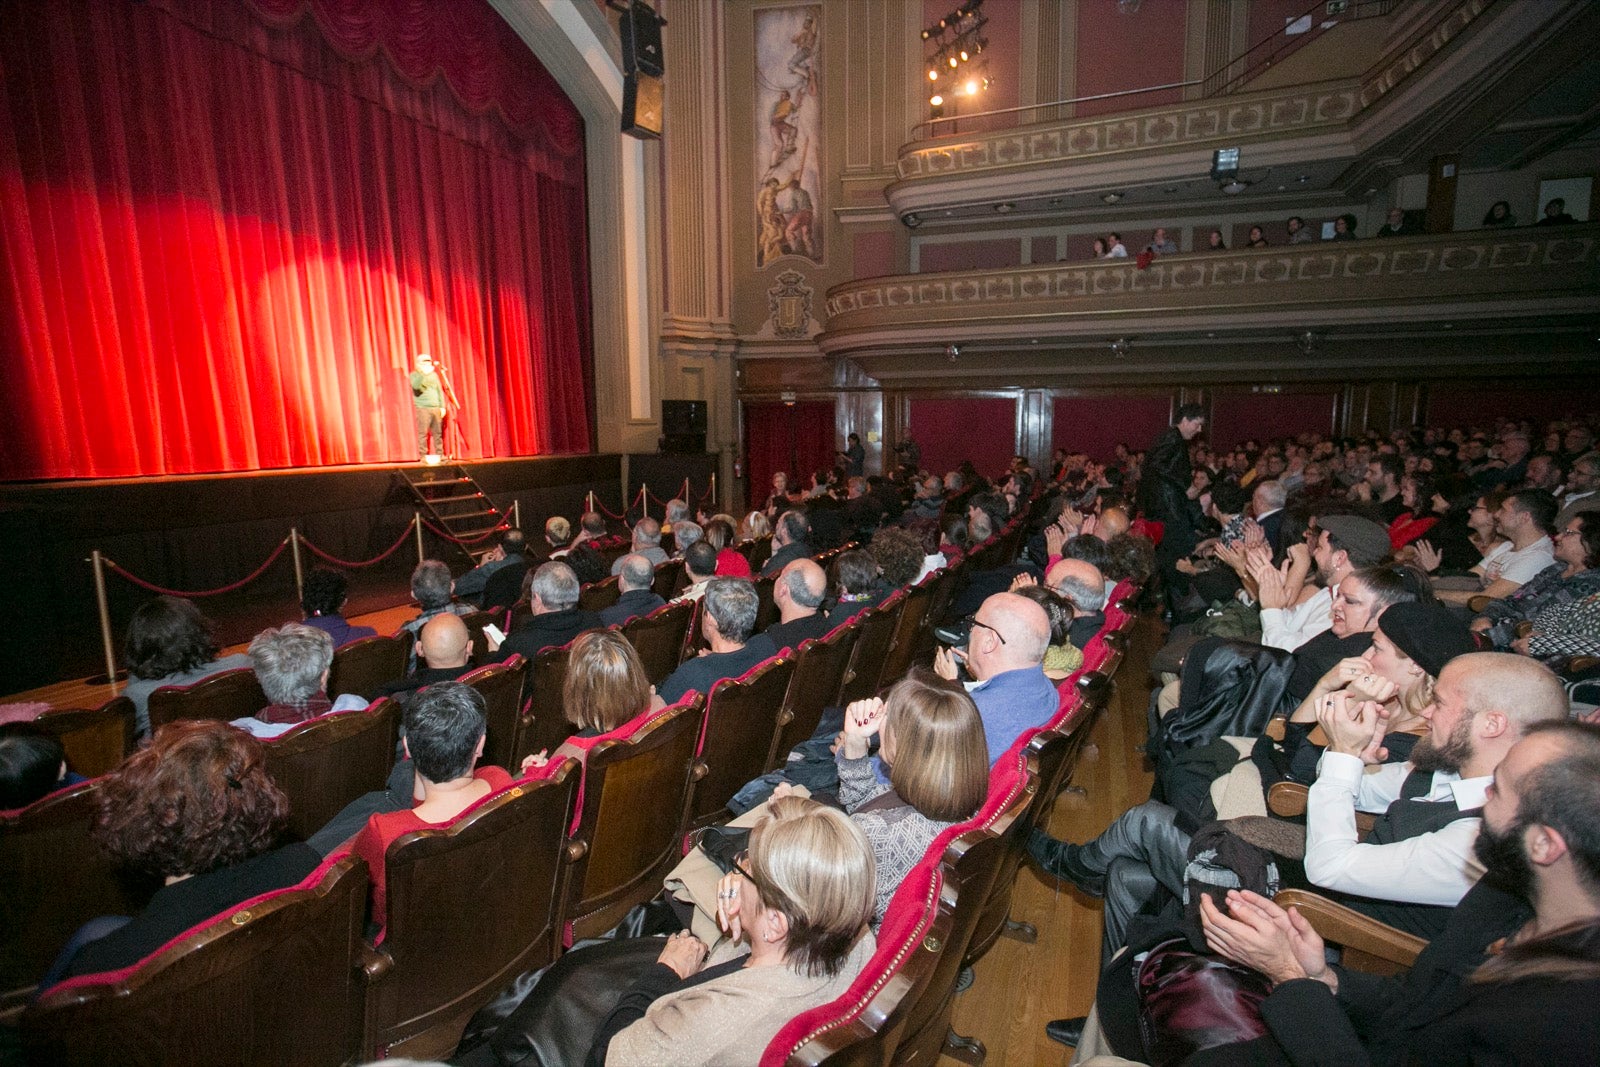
[1272,889,1426,972]
[1467,594,1492,614]
[1564,655,1600,675]
[1267,781,1308,818]
[359,944,394,983]
[1263,717,1287,742]
[1267,781,1378,834]
[1514,620,1533,638]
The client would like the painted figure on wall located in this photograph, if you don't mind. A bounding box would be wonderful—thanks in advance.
[754,6,823,269]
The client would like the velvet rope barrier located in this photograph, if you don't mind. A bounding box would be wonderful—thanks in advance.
[104,536,292,597]
[590,486,645,521]
[299,522,417,568]
[418,517,510,545]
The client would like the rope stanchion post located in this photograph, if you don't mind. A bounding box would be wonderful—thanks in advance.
[414,512,425,566]
[289,528,305,604]
[587,490,595,515]
[711,472,718,510]
[89,550,118,686]
[511,499,522,530]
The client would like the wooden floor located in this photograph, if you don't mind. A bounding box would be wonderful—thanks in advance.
[945,615,1159,1066]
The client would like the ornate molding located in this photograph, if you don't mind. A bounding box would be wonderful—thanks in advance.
[821,228,1600,339]
[896,83,1361,181]
[890,0,1493,187]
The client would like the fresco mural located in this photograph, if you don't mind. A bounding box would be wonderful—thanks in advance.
[754,5,823,269]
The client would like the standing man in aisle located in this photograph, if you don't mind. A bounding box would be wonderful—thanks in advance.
[409,353,447,460]
[1139,402,1206,615]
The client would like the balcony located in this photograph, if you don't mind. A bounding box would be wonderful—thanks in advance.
[886,0,1599,226]
[817,226,1600,385]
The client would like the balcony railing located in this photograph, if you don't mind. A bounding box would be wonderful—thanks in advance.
[894,0,1491,185]
[819,226,1599,351]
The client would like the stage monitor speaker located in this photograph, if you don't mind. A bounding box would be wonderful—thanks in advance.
[622,72,663,139]
[661,400,707,435]
[660,432,706,455]
[621,0,664,77]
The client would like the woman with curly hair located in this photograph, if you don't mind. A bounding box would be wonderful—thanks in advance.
[120,596,252,737]
[55,720,318,980]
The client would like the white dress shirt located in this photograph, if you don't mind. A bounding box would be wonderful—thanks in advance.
[1305,752,1487,906]
[1259,585,1333,652]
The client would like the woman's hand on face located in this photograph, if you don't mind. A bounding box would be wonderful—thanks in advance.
[658,930,709,979]
[715,872,744,941]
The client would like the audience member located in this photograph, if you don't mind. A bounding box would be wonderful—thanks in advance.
[600,554,666,627]
[55,721,318,980]
[1535,197,1575,226]
[657,578,771,704]
[376,612,476,700]
[750,558,830,656]
[828,549,888,624]
[1286,214,1313,244]
[760,509,813,577]
[932,592,1057,760]
[1480,199,1516,228]
[611,517,669,575]
[1205,228,1226,251]
[1437,488,1556,605]
[1188,721,1600,1064]
[677,541,721,602]
[0,726,79,809]
[1474,511,1600,647]
[521,630,659,772]
[489,562,602,662]
[297,567,375,647]
[1144,227,1178,255]
[398,560,474,646]
[1246,224,1268,248]
[591,803,876,1066]
[1375,206,1414,237]
[352,682,514,926]
[831,671,988,924]
[1556,451,1599,527]
[1044,557,1108,649]
[452,528,529,608]
[235,623,365,736]
[1333,212,1357,240]
[121,597,253,737]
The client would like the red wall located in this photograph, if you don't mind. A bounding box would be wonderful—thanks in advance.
[908,396,1018,478]
[1075,0,1189,117]
[1426,385,1600,432]
[1053,395,1173,461]
[919,238,1025,272]
[853,231,896,279]
[1209,392,1338,450]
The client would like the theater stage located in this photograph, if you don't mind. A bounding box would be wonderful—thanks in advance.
[1,452,717,697]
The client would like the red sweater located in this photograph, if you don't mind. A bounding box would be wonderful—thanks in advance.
[353,765,514,926]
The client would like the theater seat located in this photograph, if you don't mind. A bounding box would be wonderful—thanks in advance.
[261,698,401,842]
[146,668,268,731]
[456,656,528,771]
[20,853,369,1066]
[361,761,580,1060]
[29,696,136,778]
[690,654,797,827]
[769,620,861,770]
[617,598,696,684]
[328,635,409,701]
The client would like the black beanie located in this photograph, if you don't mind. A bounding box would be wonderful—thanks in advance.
[1377,601,1476,678]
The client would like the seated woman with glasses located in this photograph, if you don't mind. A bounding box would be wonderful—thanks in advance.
[591,800,877,1067]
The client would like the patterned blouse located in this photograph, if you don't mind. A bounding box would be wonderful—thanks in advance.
[837,752,954,928]
[1529,591,1600,659]
[1482,565,1600,648]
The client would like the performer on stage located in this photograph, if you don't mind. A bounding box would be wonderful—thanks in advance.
[409,353,446,459]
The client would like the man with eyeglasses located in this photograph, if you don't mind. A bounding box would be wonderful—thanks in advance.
[933,592,1057,763]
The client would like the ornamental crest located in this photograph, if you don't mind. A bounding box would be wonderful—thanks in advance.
[767,270,813,339]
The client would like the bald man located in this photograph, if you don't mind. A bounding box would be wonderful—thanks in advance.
[1047,556,1109,649]
[377,612,476,701]
[934,591,1059,761]
[1093,505,1131,543]
[749,557,831,656]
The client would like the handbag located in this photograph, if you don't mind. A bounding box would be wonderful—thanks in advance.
[1134,936,1273,1067]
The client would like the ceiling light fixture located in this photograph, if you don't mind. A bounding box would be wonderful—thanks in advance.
[1102,191,1124,205]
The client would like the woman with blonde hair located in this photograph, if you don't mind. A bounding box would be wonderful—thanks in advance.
[594,802,876,1066]
[834,669,990,924]
[739,510,772,541]
[523,630,658,770]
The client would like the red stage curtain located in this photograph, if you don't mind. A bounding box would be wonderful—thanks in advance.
[0,0,591,480]
[908,396,1019,481]
[743,402,837,510]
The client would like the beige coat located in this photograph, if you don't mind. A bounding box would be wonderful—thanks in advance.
[606,930,877,1066]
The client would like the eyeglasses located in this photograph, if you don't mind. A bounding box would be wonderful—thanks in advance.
[970,618,1008,645]
[1555,528,1581,539]
[732,849,754,882]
